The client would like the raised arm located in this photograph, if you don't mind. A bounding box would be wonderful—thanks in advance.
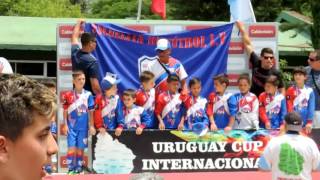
[71,19,85,45]
[236,21,254,55]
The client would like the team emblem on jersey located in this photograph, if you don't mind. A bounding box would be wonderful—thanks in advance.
[216,106,226,114]
[300,98,308,107]
[269,105,281,114]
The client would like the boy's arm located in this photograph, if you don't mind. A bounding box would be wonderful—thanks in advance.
[286,87,295,113]
[93,95,104,129]
[62,109,69,135]
[207,93,217,130]
[252,97,260,129]
[279,97,287,126]
[140,109,151,129]
[116,100,125,129]
[155,95,166,130]
[259,94,270,128]
[227,95,237,129]
[307,90,316,125]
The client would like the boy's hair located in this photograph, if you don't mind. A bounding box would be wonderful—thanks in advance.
[123,89,136,98]
[237,73,251,85]
[39,79,56,89]
[213,74,229,86]
[188,77,201,88]
[72,70,85,79]
[167,74,180,83]
[81,32,96,46]
[260,47,274,56]
[140,71,155,83]
[265,75,280,87]
[293,66,307,76]
[0,74,57,141]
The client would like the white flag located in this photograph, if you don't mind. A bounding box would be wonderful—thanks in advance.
[228,0,256,23]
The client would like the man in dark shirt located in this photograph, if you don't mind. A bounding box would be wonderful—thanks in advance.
[236,21,284,97]
[71,19,101,95]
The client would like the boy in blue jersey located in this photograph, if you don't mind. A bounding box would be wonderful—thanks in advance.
[115,89,151,136]
[286,66,315,134]
[178,77,209,131]
[94,72,124,134]
[207,74,237,132]
[232,74,259,130]
[61,70,96,174]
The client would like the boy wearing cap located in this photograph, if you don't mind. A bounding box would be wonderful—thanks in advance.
[259,112,320,180]
[286,66,315,134]
[155,74,187,130]
[61,70,96,174]
[140,38,188,96]
[94,72,124,134]
[115,89,151,136]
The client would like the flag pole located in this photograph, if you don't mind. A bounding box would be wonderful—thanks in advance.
[136,0,143,23]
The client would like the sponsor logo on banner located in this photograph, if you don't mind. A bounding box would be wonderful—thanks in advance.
[59,25,74,38]
[125,25,151,33]
[60,155,88,168]
[249,25,276,38]
[227,57,246,71]
[228,42,244,54]
[228,74,240,86]
[59,58,72,71]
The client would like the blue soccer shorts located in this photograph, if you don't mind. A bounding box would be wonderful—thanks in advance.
[67,128,88,149]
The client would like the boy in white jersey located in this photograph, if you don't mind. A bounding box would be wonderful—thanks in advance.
[259,112,320,180]
[232,73,259,130]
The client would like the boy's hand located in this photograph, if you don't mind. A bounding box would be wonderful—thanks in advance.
[115,127,123,137]
[61,124,68,135]
[265,122,271,129]
[178,122,184,131]
[98,127,106,135]
[159,121,165,130]
[89,126,96,136]
[136,127,143,135]
[224,126,232,133]
[210,124,218,131]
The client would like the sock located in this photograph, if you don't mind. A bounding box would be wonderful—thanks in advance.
[66,152,75,171]
[76,155,83,171]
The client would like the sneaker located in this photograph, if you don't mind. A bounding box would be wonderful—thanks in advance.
[67,170,76,175]
[74,169,84,175]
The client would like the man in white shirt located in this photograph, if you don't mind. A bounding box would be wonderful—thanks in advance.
[259,112,320,180]
[139,38,188,96]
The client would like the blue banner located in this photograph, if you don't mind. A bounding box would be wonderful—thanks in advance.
[85,23,234,96]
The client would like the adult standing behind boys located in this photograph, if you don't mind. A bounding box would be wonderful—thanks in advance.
[140,38,188,96]
[305,49,320,127]
[71,19,101,95]
[236,22,284,97]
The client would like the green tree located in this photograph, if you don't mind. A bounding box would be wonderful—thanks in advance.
[0,0,82,17]
[89,0,158,19]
